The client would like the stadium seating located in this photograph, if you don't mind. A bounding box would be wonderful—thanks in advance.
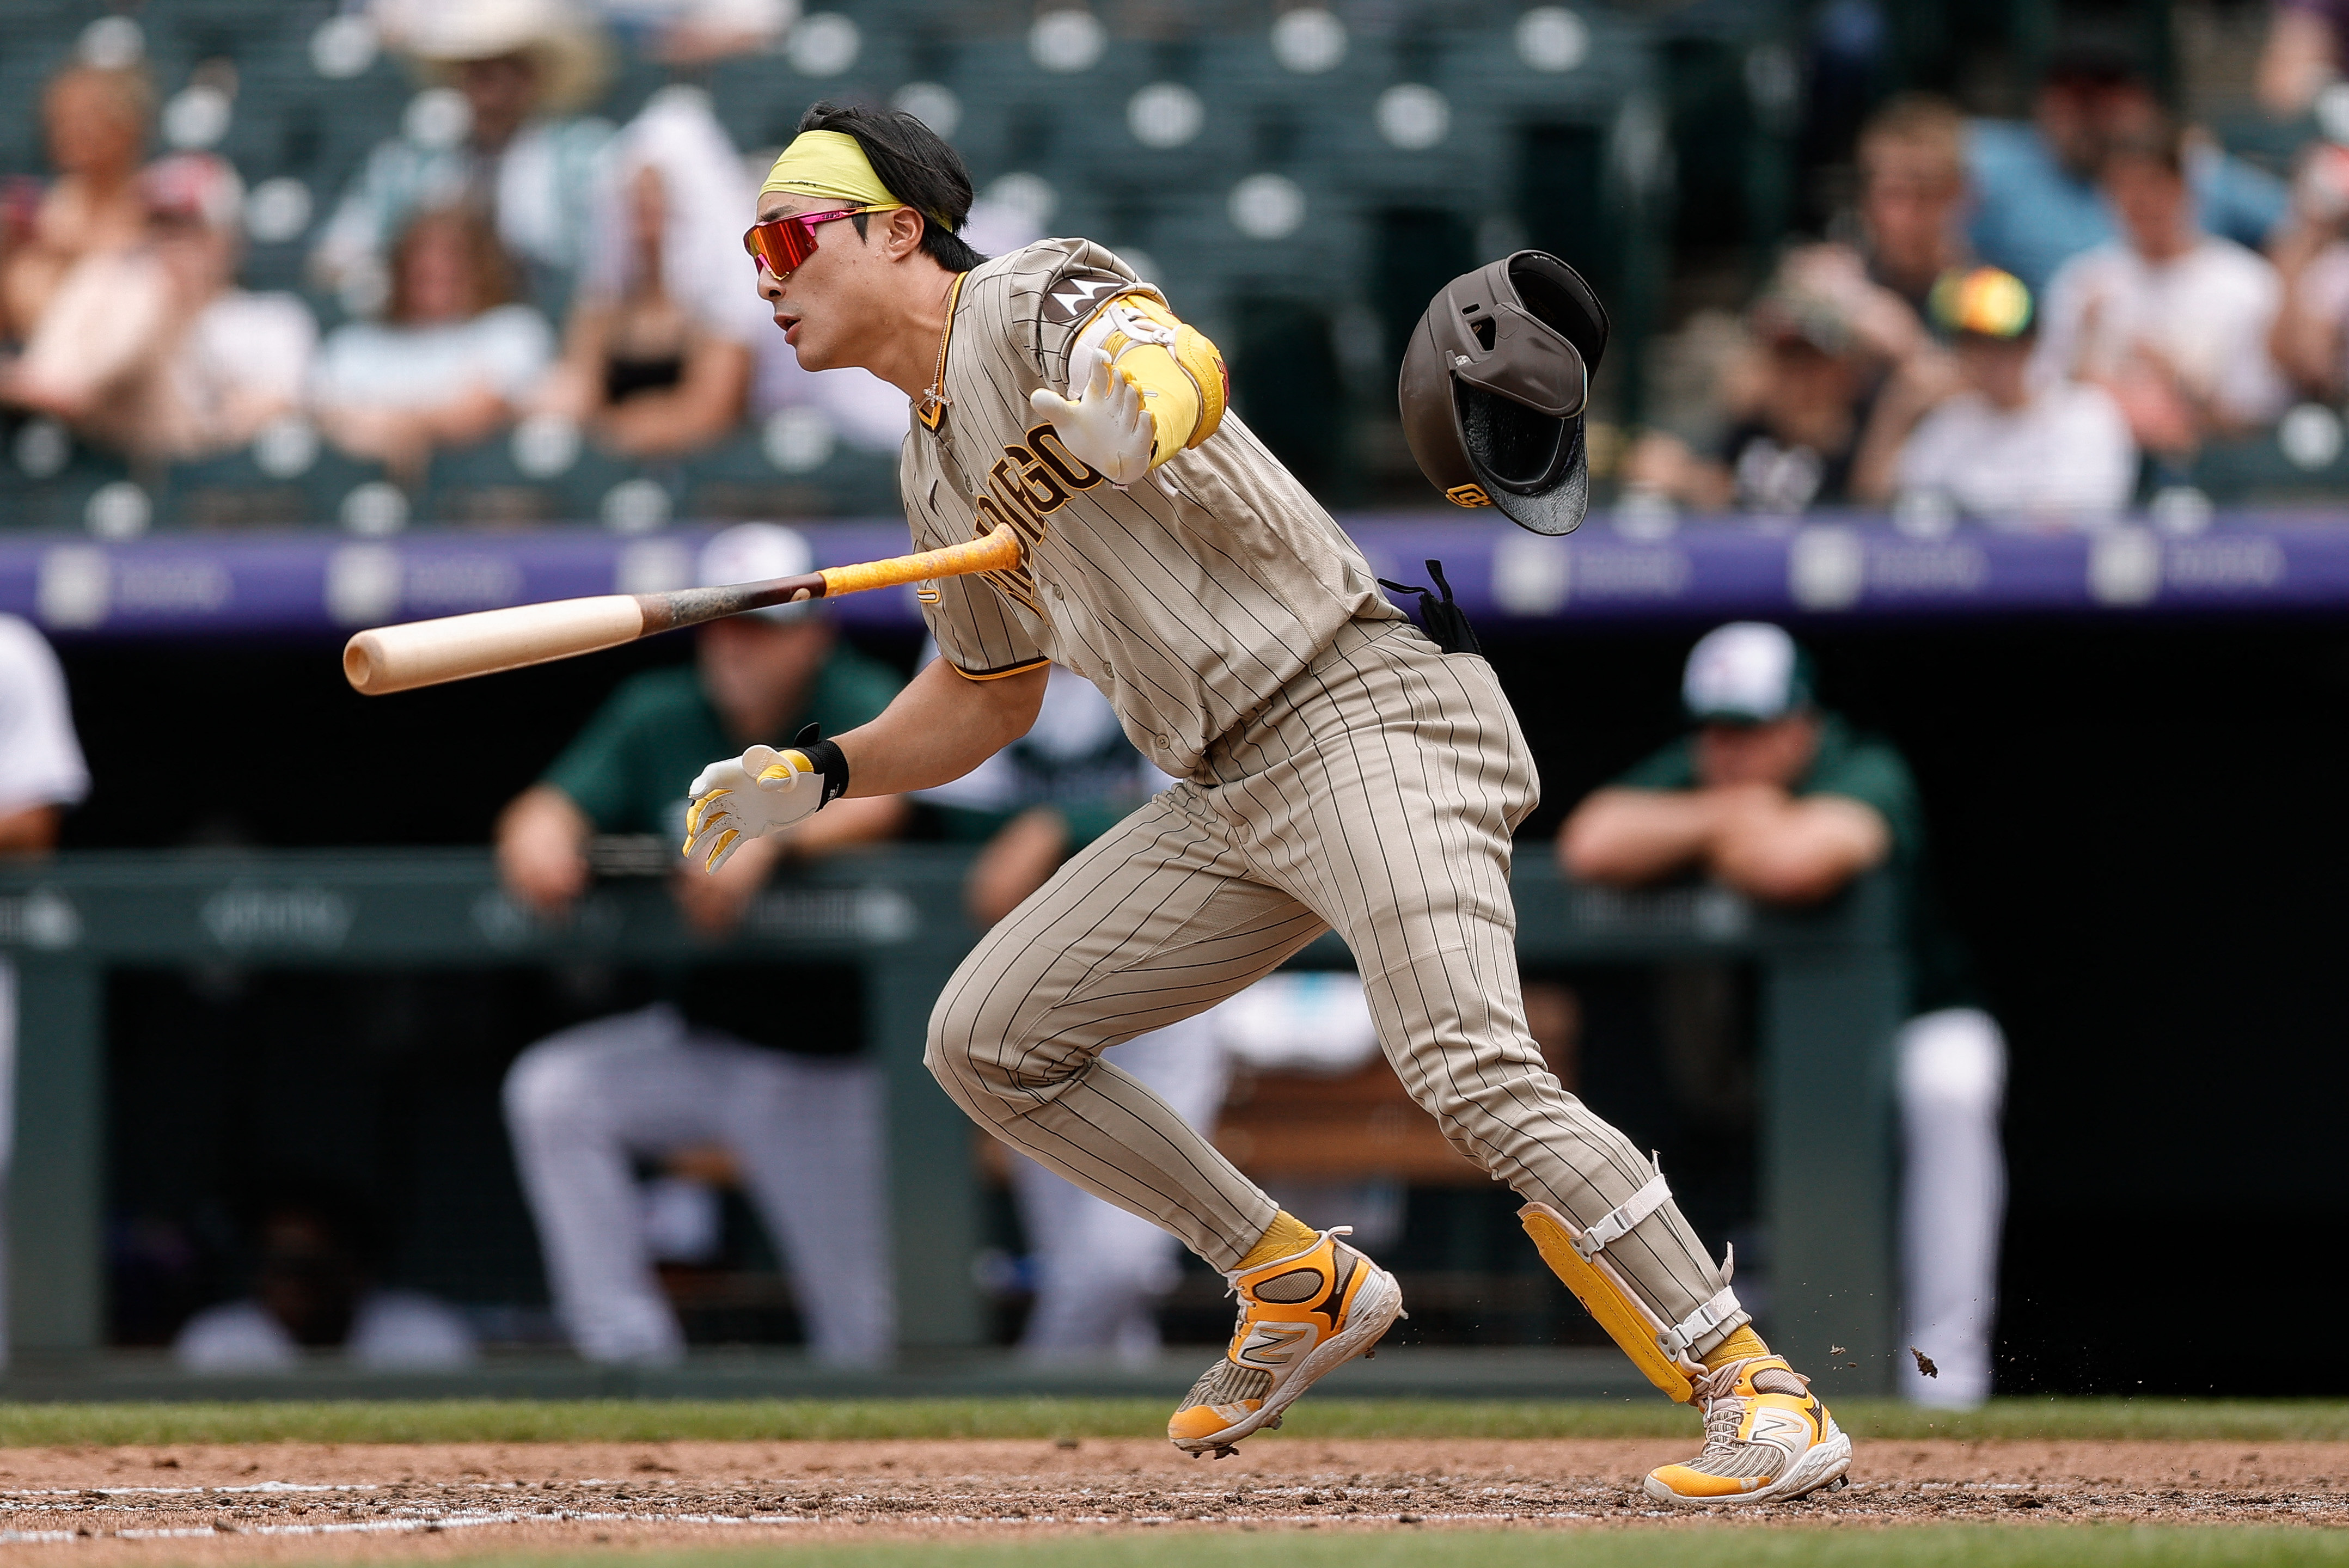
[1,2,1696,534]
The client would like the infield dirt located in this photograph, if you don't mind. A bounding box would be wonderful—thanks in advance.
[0,1437,2339,1561]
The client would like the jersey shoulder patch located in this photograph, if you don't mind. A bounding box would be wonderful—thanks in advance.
[1038,271,1132,326]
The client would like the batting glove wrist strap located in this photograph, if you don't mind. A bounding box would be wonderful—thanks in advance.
[784,724,851,806]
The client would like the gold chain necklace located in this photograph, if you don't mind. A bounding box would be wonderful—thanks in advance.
[916,272,965,432]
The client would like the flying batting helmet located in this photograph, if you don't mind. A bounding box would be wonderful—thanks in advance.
[1398,250,1607,535]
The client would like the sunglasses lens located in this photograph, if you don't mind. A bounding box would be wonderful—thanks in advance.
[748,216,823,276]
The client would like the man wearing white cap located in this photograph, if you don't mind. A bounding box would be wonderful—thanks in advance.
[496,523,906,1365]
[1560,622,2007,1408]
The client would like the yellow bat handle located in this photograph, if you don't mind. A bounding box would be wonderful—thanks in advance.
[818,524,1023,598]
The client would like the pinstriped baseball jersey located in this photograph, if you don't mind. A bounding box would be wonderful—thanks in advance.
[900,237,1404,777]
[899,235,1752,1363]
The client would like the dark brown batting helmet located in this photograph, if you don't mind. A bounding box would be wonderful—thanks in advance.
[1398,250,1607,535]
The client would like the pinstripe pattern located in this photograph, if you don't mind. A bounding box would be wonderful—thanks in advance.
[906,238,1740,1352]
[925,616,1742,1344]
[900,239,1406,778]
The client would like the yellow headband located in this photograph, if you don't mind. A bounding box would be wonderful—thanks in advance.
[761,129,951,228]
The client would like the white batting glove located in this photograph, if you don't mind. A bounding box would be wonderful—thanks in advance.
[682,744,824,872]
[1029,345,1154,486]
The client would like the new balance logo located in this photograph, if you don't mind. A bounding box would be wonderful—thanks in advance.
[1237,1322,1312,1367]
[1746,1410,1814,1454]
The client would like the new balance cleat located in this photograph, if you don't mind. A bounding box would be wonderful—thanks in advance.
[1643,1355,1852,1506]
[1167,1227,1403,1456]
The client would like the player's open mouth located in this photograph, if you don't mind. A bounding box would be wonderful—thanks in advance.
[776,310,803,342]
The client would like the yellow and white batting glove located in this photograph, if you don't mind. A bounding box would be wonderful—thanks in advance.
[682,726,848,872]
[1030,343,1154,486]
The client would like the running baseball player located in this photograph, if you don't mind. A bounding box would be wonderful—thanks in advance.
[683,101,1850,1505]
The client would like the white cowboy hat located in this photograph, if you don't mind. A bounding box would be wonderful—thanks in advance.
[381,0,610,115]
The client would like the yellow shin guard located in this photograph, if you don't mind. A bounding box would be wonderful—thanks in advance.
[1520,1198,1739,1405]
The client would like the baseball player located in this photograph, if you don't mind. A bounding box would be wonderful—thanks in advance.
[683,102,1849,1504]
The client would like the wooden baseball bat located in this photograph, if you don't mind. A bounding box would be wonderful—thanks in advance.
[343,524,1023,696]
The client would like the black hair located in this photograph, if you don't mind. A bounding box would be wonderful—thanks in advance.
[794,101,988,273]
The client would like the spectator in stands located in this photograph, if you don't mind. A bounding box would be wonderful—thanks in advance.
[498,525,906,1367]
[592,0,792,63]
[173,1180,475,1373]
[1968,49,2286,296]
[2257,0,2346,117]
[0,63,150,344]
[311,207,554,481]
[1620,263,1908,513]
[2,154,315,461]
[1557,623,2005,1408]
[2034,122,2292,457]
[1853,266,2135,520]
[535,88,758,458]
[2267,141,2349,400]
[314,0,614,313]
[1622,95,1968,515]
[1850,93,1975,316]
[0,617,89,1370]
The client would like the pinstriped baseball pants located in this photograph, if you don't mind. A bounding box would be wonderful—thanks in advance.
[926,618,1744,1352]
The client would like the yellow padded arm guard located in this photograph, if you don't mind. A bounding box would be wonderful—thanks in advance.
[1073,292,1229,468]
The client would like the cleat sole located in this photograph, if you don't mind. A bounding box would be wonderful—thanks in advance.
[1643,1431,1854,1509]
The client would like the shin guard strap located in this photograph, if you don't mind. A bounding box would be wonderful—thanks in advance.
[1572,1169,1672,1261]
[1659,1283,1744,1362]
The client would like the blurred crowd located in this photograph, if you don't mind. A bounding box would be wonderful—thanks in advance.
[1629,26,2349,527]
[4,4,2348,526]
[0,0,907,483]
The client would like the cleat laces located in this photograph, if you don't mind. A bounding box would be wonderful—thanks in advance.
[1681,1357,1815,1478]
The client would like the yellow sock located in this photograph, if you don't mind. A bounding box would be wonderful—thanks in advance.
[1702,1324,1771,1371]
[1237,1210,1322,1271]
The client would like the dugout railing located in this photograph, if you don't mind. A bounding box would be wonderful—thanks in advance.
[0,847,1903,1395]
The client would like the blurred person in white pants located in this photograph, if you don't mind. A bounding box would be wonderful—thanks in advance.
[1562,622,2004,1407]
[503,1002,887,1364]
[498,526,907,1365]
[0,616,91,1370]
[1895,1007,2005,1405]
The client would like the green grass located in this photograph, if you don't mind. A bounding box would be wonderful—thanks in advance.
[1,1398,2346,1448]
[383,1528,2349,1568]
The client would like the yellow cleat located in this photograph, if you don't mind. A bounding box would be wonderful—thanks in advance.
[1167,1228,1403,1457]
[1643,1355,1852,1506]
